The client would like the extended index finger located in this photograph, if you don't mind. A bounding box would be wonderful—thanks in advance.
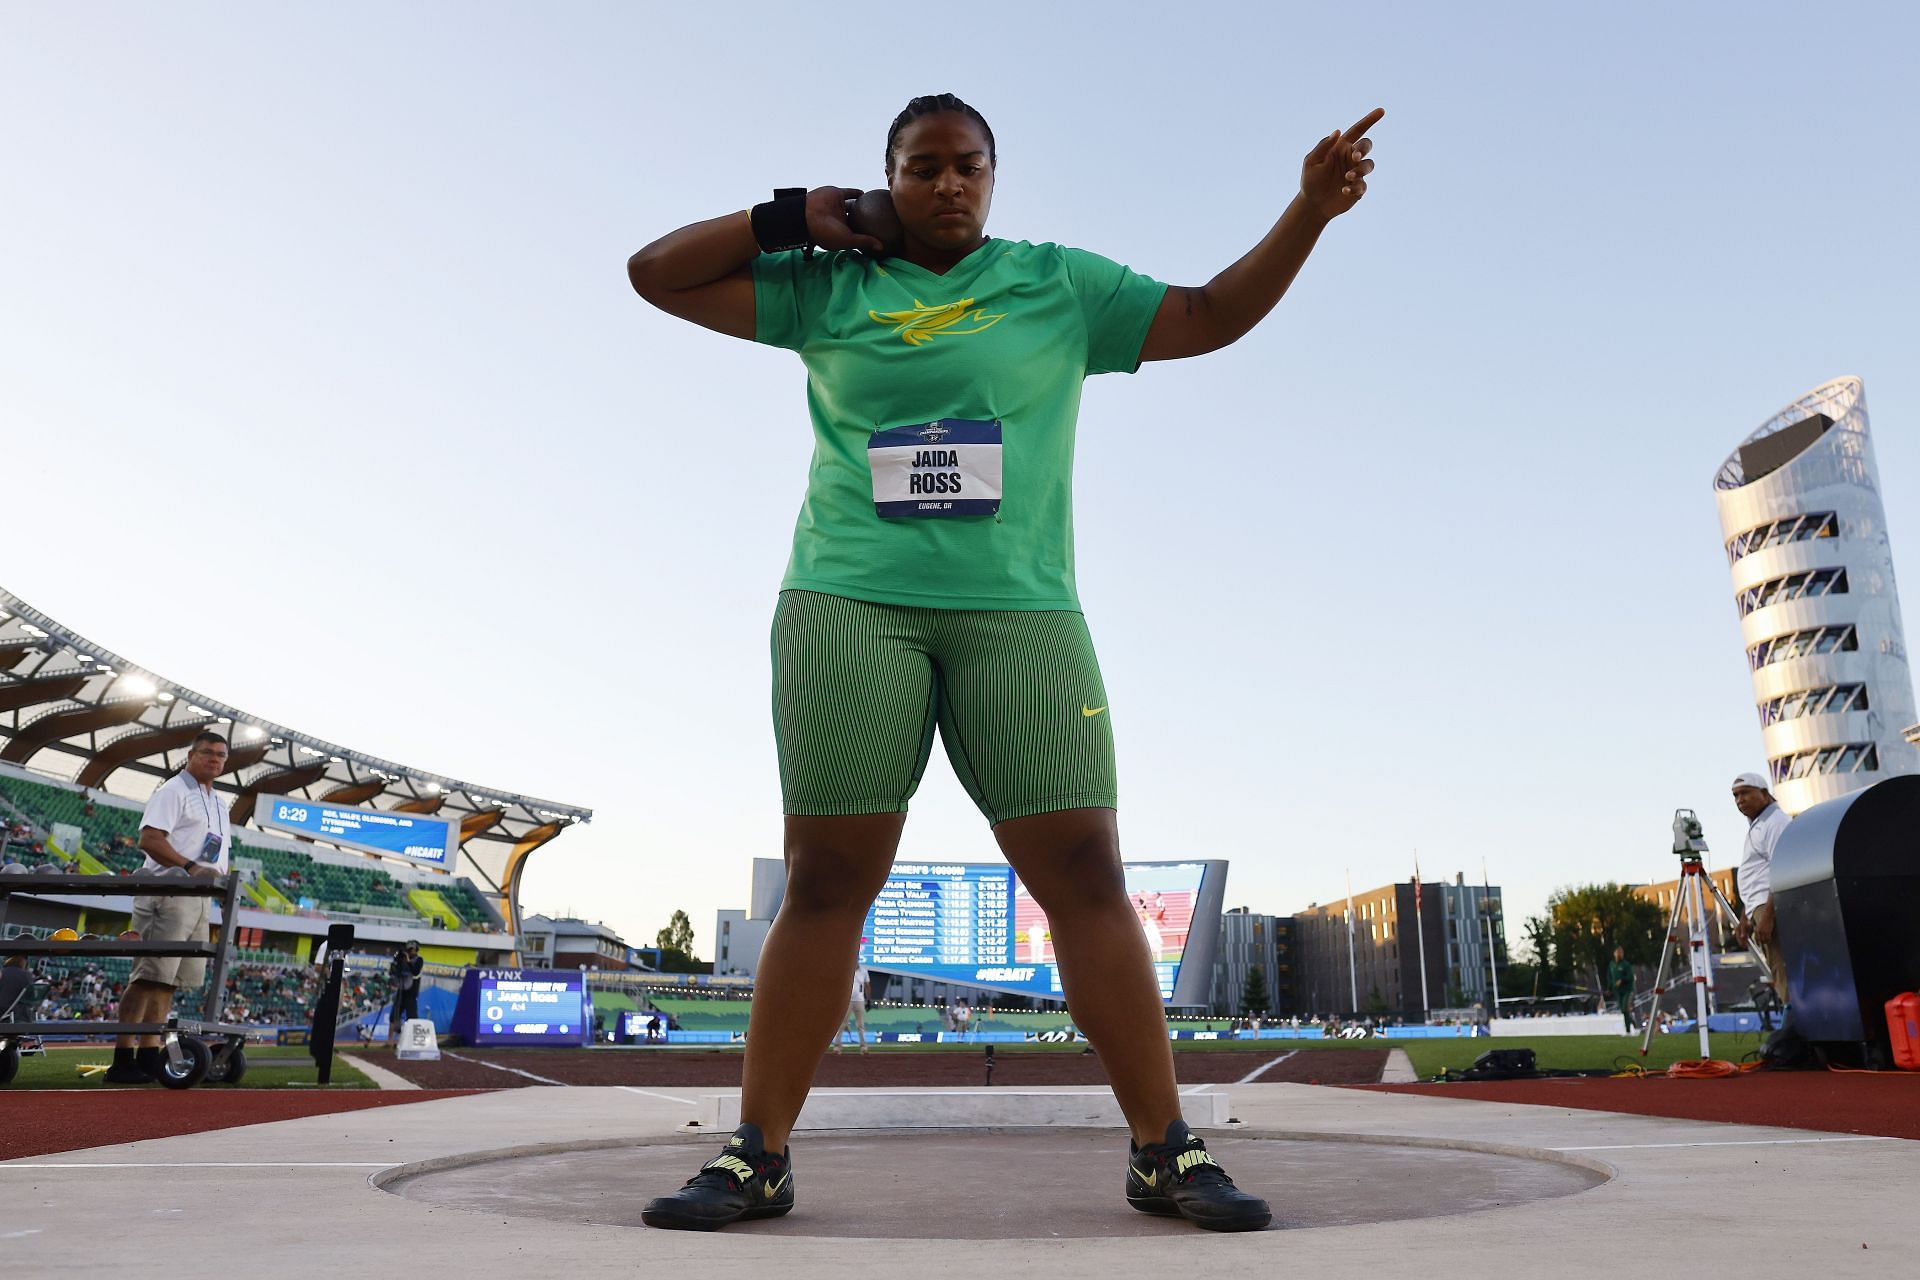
[1343,107,1385,143]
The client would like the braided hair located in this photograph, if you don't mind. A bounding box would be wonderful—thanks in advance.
[884,93,997,174]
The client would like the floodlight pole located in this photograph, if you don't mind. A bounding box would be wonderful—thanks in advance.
[1485,915,1501,1007]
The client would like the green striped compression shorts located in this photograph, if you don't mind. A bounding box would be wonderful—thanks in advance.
[771,590,1117,822]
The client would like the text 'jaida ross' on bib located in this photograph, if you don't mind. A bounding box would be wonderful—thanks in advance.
[752,239,1166,610]
[868,418,1003,517]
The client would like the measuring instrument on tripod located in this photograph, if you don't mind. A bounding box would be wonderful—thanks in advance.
[1641,808,1774,1060]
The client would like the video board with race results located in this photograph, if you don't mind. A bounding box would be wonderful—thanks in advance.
[860,860,1227,1005]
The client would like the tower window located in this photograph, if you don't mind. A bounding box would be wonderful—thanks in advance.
[1737,567,1848,618]
[1726,512,1838,564]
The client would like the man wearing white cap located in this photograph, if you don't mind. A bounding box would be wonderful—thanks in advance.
[1730,772,1790,1000]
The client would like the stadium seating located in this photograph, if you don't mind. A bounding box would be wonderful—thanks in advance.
[636,998,1082,1037]
[589,989,639,1015]
[0,773,144,862]
[646,996,755,1032]
[234,947,302,967]
[0,772,499,932]
[437,878,498,928]
[237,865,296,914]
[96,839,146,875]
[35,952,134,990]
[860,1006,946,1034]
[406,887,461,929]
[241,840,412,915]
[961,1009,1074,1035]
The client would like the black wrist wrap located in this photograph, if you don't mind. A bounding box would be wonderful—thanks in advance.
[751,188,812,256]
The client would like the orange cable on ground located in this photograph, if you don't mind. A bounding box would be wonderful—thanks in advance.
[1664,1058,1752,1078]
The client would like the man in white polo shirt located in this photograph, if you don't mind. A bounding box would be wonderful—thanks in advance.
[104,730,231,1084]
[1730,771,1791,1003]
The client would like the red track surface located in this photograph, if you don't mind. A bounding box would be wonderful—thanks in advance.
[1364,1071,1920,1140]
[2,1049,1386,1162]
[1,1090,480,1161]
[18,1055,1908,1165]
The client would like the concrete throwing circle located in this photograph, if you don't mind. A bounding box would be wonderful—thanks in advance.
[379,1128,1609,1237]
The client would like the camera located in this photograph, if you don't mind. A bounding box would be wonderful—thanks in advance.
[1672,808,1709,858]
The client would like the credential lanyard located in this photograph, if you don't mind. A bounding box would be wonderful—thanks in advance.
[196,779,225,860]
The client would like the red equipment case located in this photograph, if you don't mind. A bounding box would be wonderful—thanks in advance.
[1888,992,1920,1071]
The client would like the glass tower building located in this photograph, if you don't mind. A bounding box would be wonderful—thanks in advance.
[1714,376,1919,813]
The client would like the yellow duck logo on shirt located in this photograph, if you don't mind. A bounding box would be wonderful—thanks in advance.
[869,297,1007,347]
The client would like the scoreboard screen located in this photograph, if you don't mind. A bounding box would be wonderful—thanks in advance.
[859,860,1226,1005]
[257,797,459,868]
[450,967,589,1046]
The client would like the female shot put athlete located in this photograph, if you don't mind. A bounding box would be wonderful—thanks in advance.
[627,93,1381,1233]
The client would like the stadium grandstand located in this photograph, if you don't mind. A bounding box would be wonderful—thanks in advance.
[0,587,592,1013]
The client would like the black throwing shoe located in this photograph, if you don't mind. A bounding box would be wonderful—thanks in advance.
[640,1122,794,1231]
[1126,1120,1272,1231]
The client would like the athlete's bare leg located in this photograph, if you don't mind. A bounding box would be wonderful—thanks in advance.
[739,813,904,1152]
[995,807,1181,1147]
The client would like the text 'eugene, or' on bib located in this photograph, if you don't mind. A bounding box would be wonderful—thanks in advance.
[867,418,1003,518]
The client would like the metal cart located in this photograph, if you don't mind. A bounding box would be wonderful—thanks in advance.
[0,869,252,1088]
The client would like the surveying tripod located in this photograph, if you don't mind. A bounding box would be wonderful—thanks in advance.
[1640,808,1773,1060]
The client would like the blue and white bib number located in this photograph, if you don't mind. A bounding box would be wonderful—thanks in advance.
[868,418,1003,518]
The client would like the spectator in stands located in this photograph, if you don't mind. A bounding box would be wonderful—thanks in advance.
[387,940,424,1038]
[1729,772,1791,1003]
[106,730,231,1084]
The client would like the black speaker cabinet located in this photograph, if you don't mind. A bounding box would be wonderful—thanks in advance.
[1772,775,1920,1065]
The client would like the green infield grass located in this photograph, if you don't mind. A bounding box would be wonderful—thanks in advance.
[1382,1031,1767,1079]
[515,1029,1770,1077]
[6,1041,374,1089]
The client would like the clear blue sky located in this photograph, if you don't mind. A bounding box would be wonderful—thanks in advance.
[5,2,1915,957]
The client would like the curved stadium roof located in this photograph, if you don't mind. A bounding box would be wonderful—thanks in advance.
[0,586,590,930]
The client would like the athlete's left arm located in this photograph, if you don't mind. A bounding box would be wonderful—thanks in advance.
[1138,108,1381,363]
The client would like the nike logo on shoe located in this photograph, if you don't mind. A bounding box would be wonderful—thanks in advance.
[706,1154,755,1180]
[1174,1150,1219,1175]
[764,1172,789,1198]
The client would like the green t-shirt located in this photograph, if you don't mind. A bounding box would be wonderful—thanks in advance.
[753,238,1167,610]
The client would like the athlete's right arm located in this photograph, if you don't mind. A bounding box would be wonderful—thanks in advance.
[627,188,882,341]
[626,211,759,339]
